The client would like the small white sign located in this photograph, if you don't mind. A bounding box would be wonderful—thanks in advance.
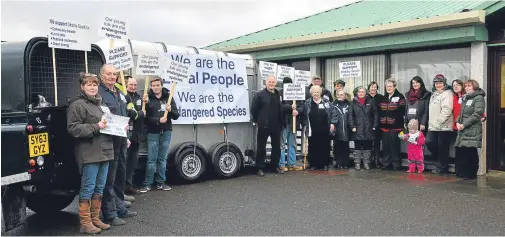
[100,114,129,137]
[283,84,306,101]
[104,45,134,71]
[98,16,129,41]
[48,19,92,51]
[339,61,361,78]
[258,61,277,81]
[136,54,161,76]
[294,70,311,86]
[276,65,295,82]
[160,58,191,83]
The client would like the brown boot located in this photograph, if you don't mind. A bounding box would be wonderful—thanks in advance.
[91,194,111,230]
[79,199,101,234]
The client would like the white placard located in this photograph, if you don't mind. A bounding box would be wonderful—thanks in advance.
[48,19,92,51]
[160,58,191,83]
[135,54,161,76]
[100,114,129,137]
[98,16,129,41]
[339,61,361,78]
[283,84,306,101]
[161,53,249,124]
[258,61,277,81]
[276,65,295,82]
[294,70,311,86]
[103,45,134,71]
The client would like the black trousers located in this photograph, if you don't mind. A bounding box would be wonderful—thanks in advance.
[354,140,373,150]
[102,137,127,220]
[333,140,350,166]
[308,134,331,168]
[380,130,401,168]
[256,127,281,171]
[125,141,140,188]
[372,130,382,157]
[426,131,452,171]
[455,147,479,179]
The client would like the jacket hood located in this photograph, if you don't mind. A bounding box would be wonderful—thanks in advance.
[464,88,486,99]
[334,99,350,106]
[148,87,170,100]
[69,90,102,105]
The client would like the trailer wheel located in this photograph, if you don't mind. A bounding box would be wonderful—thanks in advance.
[175,147,206,182]
[26,193,75,215]
[212,145,242,178]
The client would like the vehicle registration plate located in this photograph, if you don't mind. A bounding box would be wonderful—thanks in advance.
[28,133,50,157]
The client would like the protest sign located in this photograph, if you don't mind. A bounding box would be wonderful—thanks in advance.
[100,114,129,137]
[283,83,306,133]
[98,16,129,41]
[276,65,295,82]
[48,19,92,51]
[104,45,134,71]
[136,54,161,76]
[294,70,311,86]
[339,61,361,78]
[160,58,191,84]
[258,61,277,81]
[162,53,249,124]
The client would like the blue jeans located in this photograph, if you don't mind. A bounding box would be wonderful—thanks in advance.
[80,161,109,200]
[279,127,297,167]
[143,132,172,186]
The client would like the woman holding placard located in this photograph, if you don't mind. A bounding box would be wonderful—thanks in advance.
[67,73,114,234]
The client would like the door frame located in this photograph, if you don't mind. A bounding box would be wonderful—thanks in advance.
[487,46,505,171]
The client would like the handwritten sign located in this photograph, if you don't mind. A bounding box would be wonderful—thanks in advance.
[283,84,306,101]
[295,70,311,86]
[100,114,129,137]
[136,54,161,76]
[276,65,295,82]
[160,58,191,83]
[104,45,134,71]
[339,61,361,78]
[48,19,92,51]
[98,16,129,41]
[258,61,277,81]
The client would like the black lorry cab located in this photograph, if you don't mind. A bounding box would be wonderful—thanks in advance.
[1,37,106,214]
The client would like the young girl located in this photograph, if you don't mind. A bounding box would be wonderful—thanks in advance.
[399,119,425,173]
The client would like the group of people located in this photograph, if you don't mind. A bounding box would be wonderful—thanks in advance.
[66,64,179,234]
[251,74,486,180]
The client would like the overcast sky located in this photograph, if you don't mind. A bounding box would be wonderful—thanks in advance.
[1,0,357,48]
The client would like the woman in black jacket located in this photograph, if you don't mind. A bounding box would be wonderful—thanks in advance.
[349,86,378,170]
[368,81,385,166]
[332,89,352,169]
[404,76,430,131]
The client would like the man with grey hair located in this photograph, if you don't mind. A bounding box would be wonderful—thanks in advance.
[98,64,137,226]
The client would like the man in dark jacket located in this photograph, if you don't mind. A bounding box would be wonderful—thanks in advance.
[305,75,333,102]
[98,64,137,226]
[251,75,290,176]
[124,76,146,195]
[278,77,303,173]
[140,77,179,192]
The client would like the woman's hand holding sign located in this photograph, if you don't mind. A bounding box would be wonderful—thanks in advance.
[98,120,107,129]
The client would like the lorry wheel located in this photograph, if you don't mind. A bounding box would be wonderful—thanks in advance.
[212,145,242,178]
[26,193,75,215]
[175,147,206,182]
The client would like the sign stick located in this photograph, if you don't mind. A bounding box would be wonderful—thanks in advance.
[292,100,296,133]
[142,76,149,113]
[163,82,177,119]
[52,48,58,106]
[84,51,88,73]
[303,134,308,170]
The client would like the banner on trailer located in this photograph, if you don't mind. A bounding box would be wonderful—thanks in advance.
[161,53,250,124]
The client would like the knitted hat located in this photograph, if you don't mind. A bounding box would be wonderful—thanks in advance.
[433,74,447,84]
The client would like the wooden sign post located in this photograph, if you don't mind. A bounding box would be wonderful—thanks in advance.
[292,100,296,133]
[163,82,177,119]
[51,48,58,106]
[142,75,149,113]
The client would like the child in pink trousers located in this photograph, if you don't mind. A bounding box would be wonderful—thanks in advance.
[399,119,425,173]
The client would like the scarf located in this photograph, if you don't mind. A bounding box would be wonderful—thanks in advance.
[408,88,421,104]
[357,97,365,105]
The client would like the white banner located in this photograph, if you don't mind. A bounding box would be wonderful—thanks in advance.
[100,114,129,137]
[161,54,249,124]
[276,65,295,82]
[104,45,134,71]
[98,16,129,41]
[135,54,161,76]
[48,18,92,51]
[258,61,277,81]
[283,84,306,101]
[294,70,311,86]
[339,61,361,78]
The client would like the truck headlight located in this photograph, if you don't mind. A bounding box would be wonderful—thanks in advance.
[37,156,45,166]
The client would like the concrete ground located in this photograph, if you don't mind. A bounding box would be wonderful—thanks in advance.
[19,167,505,236]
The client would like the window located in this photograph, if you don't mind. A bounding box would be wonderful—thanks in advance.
[391,48,471,94]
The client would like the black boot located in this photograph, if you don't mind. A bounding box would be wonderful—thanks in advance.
[363,150,371,170]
